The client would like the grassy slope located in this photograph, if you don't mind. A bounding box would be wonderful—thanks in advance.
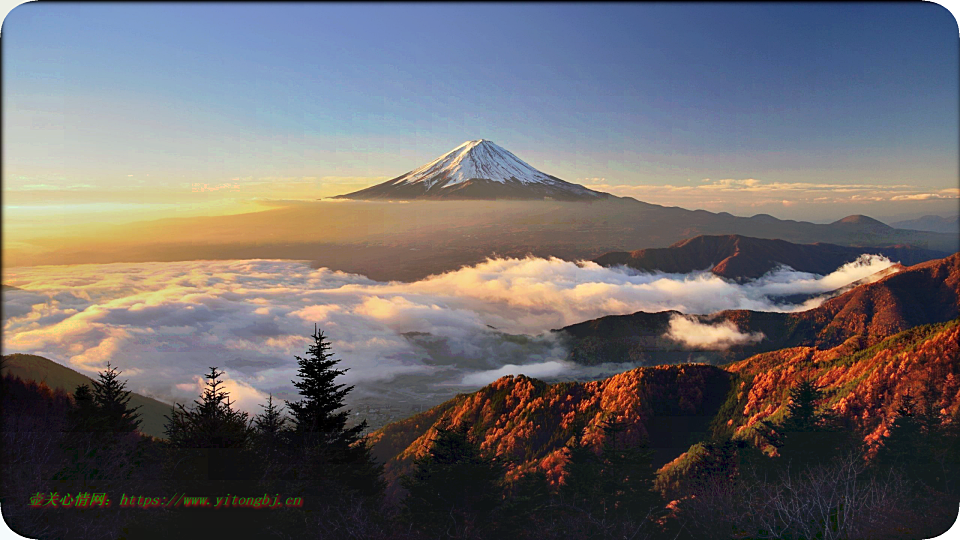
[1,353,171,439]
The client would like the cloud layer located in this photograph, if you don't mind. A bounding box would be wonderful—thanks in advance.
[584,179,960,220]
[2,255,895,413]
[664,315,765,350]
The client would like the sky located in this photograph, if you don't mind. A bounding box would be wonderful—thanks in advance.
[3,3,960,228]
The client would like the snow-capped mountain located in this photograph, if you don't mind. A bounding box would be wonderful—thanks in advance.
[334,139,610,201]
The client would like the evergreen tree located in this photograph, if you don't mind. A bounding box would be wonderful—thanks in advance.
[560,431,605,516]
[251,393,292,492]
[875,393,943,490]
[757,378,847,472]
[285,326,384,500]
[598,418,659,519]
[54,368,145,496]
[287,326,361,447]
[253,393,287,447]
[164,367,251,449]
[501,469,551,519]
[161,366,256,517]
[561,420,659,521]
[938,406,960,496]
[90,362,142,434]
[66,383,101,433]
[687,436,766,490]
[153,369,273,540]
[400,423,505,536]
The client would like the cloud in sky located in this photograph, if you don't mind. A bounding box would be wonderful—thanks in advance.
[583,179,960,220]
[2,255,895,412]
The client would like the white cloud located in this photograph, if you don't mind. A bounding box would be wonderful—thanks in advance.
[664,315,764,350]
[2,255,895,413]
[461,361,573,386]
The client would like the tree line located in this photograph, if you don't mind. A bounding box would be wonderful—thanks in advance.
[2,329,959,539]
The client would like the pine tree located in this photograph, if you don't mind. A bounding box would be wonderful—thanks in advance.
[598,418,659,519]
[55,369,144,495]
[253,393,287,443]
[561,420,659,522]
[560,431,605,516]
[90,362,142,434]
[156,369,268,540]
[287,326,361,447]
[164,367,251,449]
[501,469,551,522]
[285,326,383,500]
[939,406,960,496]
[400,423,505,536]
[875,393,942,490]
[757,378,847,472]
[66,383,102,433]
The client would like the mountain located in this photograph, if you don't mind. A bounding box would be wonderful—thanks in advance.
[334,139,609,201]
[593,234,948,281]
[558,252,960,366]
[1,353,172,439]
[717,319,960,448]
[368,319,960,493]
[368,364,732,491]
[830,214,892,229]
[890,214,960,234]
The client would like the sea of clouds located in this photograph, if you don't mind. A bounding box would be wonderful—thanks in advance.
[2,255,894,413]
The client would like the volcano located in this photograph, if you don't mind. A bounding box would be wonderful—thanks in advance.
[333,139,610,201]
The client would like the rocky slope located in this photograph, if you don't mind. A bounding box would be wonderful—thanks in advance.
[367,364,731,489]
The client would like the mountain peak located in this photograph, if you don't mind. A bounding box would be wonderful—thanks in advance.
[334,140,609,201]
[832,214,890,228]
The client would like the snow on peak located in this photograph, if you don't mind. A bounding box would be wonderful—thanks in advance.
[397,139,568,189]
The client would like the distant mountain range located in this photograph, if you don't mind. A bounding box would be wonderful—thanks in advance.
[7,137,956,278]
[558,251,960,366]
[594,234,948,281]
[335,139,608,201]
[889,214,960,234]
[10,197,955,281]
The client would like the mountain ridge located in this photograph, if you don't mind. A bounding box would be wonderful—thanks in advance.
[890,214,960,234]
[559,252,960,366]
[593,234,947,281]
[368,319,960,495]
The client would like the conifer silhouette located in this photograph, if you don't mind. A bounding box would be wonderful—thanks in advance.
[757,378,847,471]
[90,362,142,434]
[286,326,384,500]
[66,383,101,433]
[400,423,504,536]
[164,367,250,449]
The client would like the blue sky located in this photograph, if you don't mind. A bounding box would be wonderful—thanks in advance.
[3,3,959,222]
